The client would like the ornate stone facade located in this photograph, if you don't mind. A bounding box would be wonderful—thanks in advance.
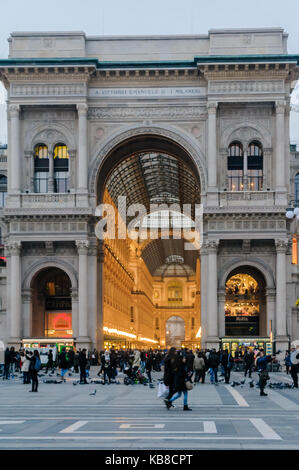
[0,28,298,354]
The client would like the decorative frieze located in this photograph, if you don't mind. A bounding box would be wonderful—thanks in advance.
[208,79,284,94]
[10,83,86,97]
[87,106,207,120]
[208,217,286,232]
[9,220,88,233]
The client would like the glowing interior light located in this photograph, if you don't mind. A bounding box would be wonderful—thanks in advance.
[139,337,158,344]
[103,326,137,339]
[196,327,202,338]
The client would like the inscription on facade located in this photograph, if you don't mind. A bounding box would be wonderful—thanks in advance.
[88,87,206,99]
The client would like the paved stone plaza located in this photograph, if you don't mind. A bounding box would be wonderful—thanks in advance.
[1,367,299,450]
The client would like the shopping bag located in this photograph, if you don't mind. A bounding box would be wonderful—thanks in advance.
[157,381,169,398]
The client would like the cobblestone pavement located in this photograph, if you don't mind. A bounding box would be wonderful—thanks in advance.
[0,367,299,449]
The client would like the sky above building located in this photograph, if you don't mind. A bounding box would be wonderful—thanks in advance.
[0,0,299,143]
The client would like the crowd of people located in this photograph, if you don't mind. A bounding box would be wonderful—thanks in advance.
[2,344,299,402]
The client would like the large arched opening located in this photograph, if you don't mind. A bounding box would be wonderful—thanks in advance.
[95,133,202,349]
[223,265,268,354]
[165,315,185,348]
[31,267,73,339]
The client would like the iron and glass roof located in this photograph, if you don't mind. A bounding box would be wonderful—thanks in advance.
[106,152,201,216]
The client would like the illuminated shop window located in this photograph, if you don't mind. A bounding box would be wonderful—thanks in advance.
[225,273,263,336]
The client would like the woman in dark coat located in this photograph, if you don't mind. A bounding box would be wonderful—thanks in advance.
[163,347,177,400]
[165,355,192,411]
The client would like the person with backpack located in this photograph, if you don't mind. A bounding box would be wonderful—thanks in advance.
[27,350,41,392]
[59,347,68,382]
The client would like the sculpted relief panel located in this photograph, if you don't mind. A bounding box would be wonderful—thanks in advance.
[87,106,207,121]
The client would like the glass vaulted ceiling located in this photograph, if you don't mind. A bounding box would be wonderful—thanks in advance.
[106,152,201,217]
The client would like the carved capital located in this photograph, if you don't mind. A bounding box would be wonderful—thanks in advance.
[76,239,89,254]
[8,104,20,118]
[275,100,286,115]
[77,103,88,116]
[6,240,21,256]
[206,239,219,253]
[275,239,288,253]
[88,245,98,256]
[207,101,218,115]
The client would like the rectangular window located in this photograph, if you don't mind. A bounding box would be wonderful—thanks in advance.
[54,171,69,193]
[34,172,49,193]
[0,192,7,208]
[228,170,243,191]
[248,170,263,191]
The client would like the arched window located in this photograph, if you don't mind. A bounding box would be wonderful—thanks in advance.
[227,142,243,191]
[248,141,263,191]
[34,144,49,193]
[53,144,69,193]
[168,281,183,306]
[0,174,7,208]
[295,173,299,204]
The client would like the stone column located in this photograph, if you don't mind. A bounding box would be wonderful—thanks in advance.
[218,288,226,338]
[275,239,289,353]
[88,243,98,348]
[200,242,209,347]
[207,240,219,349]
[71,288,79,339]
[9,105,21,194]
[263,148,272,191]
[207,101,218,206]
[68,149,76,193]
[97,245,104,351]
[76,240,90,348]
[7,241,22,346]
[24,151,33,192]
[48,151,54,193]
[22,289,32,338]
[275,101,287,204]
[77,104,88,193]
[243,149,248,191]
[266,288,276,338]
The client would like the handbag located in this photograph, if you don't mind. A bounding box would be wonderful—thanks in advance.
[157,382,169,398]
[185,381,193,391]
